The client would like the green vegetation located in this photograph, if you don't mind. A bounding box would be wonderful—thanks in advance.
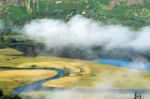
[0,34,33,48]
[0,0,150,33]
[0,0,150,49]
[89,0,150,29]
[62,67,72,77]
[0,34,44,57]
[0,48,22,56]
[0,48,22,66]
[0,89,21,99]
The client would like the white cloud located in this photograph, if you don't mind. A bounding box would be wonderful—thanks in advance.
[22,15,150,98]
[23,15,150,51]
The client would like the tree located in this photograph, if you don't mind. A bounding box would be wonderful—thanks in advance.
[0,89,4,98]
[134,92,144,99]
[62,67,72,77]
[80,67,84,73]
[24,0,32,14]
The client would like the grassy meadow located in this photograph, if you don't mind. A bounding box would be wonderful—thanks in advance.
[1,48,150,95]
[0,69,56,94]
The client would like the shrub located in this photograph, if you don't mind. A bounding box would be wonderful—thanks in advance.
[31,64,37,68]
[62,67,72,77]
[0,89,21,99]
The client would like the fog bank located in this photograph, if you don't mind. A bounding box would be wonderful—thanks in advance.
[21,15,150,99]
[23,15,150,51]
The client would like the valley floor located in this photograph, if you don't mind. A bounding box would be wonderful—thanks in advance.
[0,48,150,95]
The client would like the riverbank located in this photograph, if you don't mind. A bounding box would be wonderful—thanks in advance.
[0,68,57,94]
[1,48,150,94]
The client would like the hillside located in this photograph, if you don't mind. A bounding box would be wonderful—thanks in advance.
[0,0,150,32]
[0,0,150,60]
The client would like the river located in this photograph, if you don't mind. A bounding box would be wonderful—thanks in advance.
[96,58,150,72]
[10,58,150,94]
[11,68,63,94]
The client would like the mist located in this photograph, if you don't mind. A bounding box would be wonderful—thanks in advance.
[20,15,150,98]
[24,90,135,99]
[23,15,150,51]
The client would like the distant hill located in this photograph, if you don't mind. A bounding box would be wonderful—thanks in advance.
[0,0,150,30]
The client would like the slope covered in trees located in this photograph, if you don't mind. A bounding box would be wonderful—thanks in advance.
[0,0,150,31]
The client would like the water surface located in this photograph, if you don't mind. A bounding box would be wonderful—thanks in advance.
[96,58,150,72]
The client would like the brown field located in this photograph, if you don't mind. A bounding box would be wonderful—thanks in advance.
[43,77,81,88]
[1,48,150,93]
[0,70,57,94]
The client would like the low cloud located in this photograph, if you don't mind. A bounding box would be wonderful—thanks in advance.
[25,89,134,99]
[21,15,150,99]
[23,15,150,51]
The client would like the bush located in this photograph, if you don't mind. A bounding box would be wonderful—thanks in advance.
[0,89,21,99]
[79,67,84,73]
[62,67,72,77]
[31,64,37,68]
[0,89,4,97]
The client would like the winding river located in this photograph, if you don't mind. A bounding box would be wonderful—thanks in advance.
[11,68,63,94]
[9,58,150,94]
